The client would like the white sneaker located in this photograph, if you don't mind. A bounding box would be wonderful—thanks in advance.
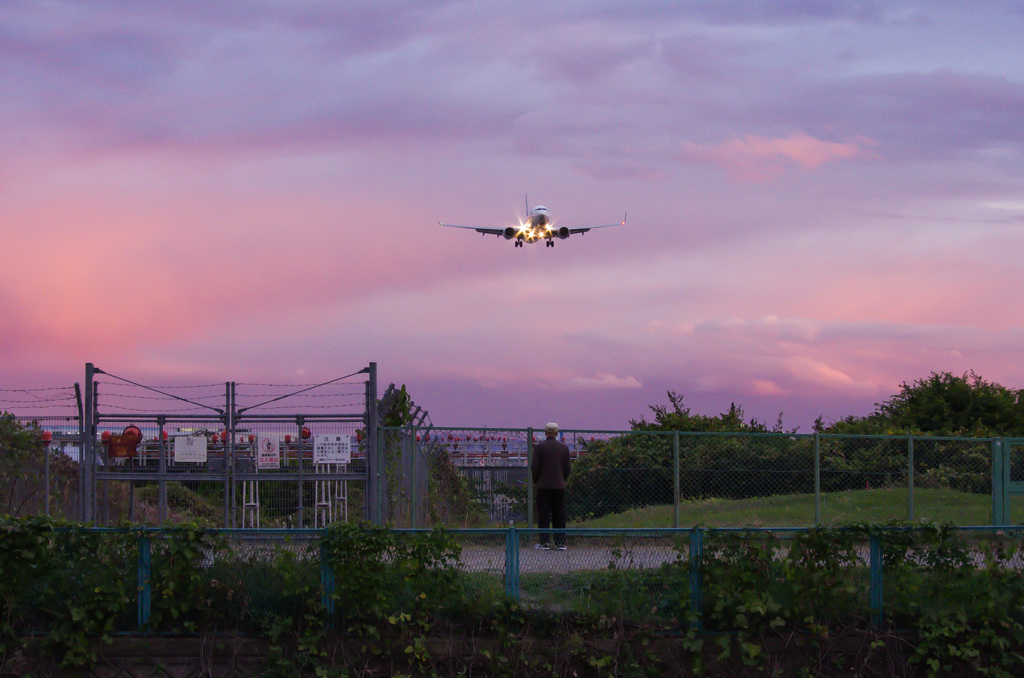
[558,545,567,551]
[534,543,549,550]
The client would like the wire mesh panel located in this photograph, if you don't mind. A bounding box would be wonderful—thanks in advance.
[449,530,508,602]
[231,419,364,528]
[413,427,532,528]
[565,430,674,527]
[147,530,323,634]
[3,385,81,520]
[678,433,816,527]
[912,437,993,524]
[94,416,230,527]
[818,435,910,525]
[701,528,871,631]
[882,528,1024,630]
[8,415,81,520]
[515,529,689,623]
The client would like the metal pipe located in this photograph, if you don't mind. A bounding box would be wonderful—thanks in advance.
[157,417,167,524]
[83,363,96,523]
[297,416,304,527]
[908,435,915,522]
[673,431,680,529]
[814,432,821,525]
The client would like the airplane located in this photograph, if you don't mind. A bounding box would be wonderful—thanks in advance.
[439,198,626,247]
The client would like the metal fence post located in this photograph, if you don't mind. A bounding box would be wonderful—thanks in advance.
[992,439,1004,524]
[366,363,378,524]
[411,426,418,530]
[43,437,50,516]
[320,535,335,629]
[869,533,883,627]
[137,533,151,630]
[689,527,703,631]
[907,435,915,522]
[157,417,167,524]
[83,363,96,523]
[673,431,680,529]
[526,428,534,529]
[296,417,304,527]
[505,526,520,601]
[814,432,821,525]
[224,384,232,528]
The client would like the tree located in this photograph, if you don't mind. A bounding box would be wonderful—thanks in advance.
[0,412,45,515]
[824,371,1024,436]
[630,390,786,433]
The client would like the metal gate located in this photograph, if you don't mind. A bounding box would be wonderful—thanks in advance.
[82,363,378,527]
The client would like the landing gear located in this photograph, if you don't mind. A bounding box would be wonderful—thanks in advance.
[515,240,523,248]
[546,240,554,247]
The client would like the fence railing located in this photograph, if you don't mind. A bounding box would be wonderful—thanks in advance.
[0,421,1007,528]
[382,427,1000,528]
[3,525,1022,637]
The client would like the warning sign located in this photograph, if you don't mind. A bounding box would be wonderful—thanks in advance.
[257,436,280,470]
[174,435,207,463]
[313,434,351,465]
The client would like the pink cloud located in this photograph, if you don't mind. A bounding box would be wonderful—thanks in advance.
[563,373,643,390]
[678,133,866,181]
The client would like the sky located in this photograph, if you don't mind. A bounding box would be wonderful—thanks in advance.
[2,1,1024,431]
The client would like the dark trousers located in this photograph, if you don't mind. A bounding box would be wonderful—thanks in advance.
[536,488,566,547]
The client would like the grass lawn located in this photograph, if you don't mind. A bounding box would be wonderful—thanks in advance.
[575,487,993,528]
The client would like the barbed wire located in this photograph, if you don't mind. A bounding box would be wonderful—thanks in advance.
[234,392,362,399]
[237,381,364,388]
[98,404,224,414]
[2,403,77,410]
[98,392,226,402]
[235,402,364,411]
[96,381,226,390]
[0,386,75,392]
[0,395,77,404]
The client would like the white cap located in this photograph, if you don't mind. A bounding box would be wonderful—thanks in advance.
[544,422,559,434]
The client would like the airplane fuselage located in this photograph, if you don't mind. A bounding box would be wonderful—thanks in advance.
[440,201,624,247]
[514,206,568,246]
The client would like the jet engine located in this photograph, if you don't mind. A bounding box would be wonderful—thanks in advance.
[503,227,517,240]
[557,226,570,239]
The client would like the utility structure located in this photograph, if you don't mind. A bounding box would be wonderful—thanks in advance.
[80,362,378,527]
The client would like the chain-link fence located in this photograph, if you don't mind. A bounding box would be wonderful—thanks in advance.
[4,415,82,520]
[377,428,1001,529]
[7,525,1023,639]
[1,368,374,527]
[0,408,1006,529]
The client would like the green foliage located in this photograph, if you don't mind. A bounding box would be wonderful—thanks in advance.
[381,385,413,427]
[7,518,1024,675]
[0,515,135,667]
[630,390,781,433]
[567,432,673,520]
[148,524,233,633]
[0,413,45,516]
[826,370,1024,436]
[321,523,463,628]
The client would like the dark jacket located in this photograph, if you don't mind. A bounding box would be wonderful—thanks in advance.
[532,436,571,489]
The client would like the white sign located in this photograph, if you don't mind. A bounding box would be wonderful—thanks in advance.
[174,435,208,463]
[314,434,352,464]
[257,436,280,470]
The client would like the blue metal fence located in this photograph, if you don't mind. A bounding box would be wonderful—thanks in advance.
[9,525,1017,634]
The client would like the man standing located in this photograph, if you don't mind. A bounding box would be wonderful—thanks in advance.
[532,422,571,550]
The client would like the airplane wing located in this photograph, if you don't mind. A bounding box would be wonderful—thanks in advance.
[438,220,507,236]
[566,213,627,236]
